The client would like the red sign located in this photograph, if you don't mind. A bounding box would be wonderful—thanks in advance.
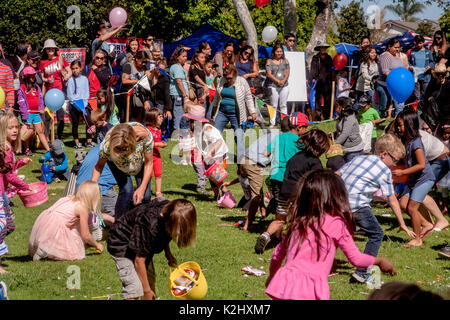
[59,48,87,69]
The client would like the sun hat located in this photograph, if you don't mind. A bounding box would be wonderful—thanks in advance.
[22,66,37,76]
[314,40,331,51]
[183,104,209,122]
[289,112,309,127]
[42,39,58,52]
[358,94,372,107]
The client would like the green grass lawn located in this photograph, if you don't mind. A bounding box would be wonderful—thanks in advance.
[0,120,449,300]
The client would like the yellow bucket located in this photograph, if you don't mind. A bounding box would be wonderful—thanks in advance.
[169,261,208,300]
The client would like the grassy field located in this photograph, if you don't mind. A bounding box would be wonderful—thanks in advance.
[0,119,449,300]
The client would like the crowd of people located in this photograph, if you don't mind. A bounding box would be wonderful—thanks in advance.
[0,22,449,301]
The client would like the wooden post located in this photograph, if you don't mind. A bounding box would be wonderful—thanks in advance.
[51,113,55,142]
[330,80,335,120]
[126,94,130,123]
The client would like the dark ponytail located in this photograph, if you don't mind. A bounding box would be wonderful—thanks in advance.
[70,60,82,95]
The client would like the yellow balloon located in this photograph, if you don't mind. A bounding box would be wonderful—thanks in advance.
[327,45,337,59]
[0,86,5,108]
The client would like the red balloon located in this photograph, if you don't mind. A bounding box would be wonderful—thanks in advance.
[333,53,348,70]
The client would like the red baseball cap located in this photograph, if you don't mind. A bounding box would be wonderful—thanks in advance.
[289,112,309,127]
[22,66,37,76]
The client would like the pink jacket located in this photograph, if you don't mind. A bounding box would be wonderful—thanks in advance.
[0,149,29,196]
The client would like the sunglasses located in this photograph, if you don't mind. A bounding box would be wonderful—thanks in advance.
[95,56,106,60]
[147,38,154,41]
[243,51,252,55]
[435,37,442,40]
[287,39,295,42]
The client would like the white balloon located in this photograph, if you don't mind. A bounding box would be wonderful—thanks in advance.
[262,26,278,43]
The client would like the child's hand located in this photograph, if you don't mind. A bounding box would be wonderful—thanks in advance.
[221,181,231,188]
[375,257,397,276]
[159,142,168,148]
[95,243,104,253]
[22,157,32,164]
[392,169,404,176]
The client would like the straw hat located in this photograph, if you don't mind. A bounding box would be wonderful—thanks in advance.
[183,104,209,122]
[42,39,58,52]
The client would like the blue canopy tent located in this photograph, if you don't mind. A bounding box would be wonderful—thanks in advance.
[163,22,272,59]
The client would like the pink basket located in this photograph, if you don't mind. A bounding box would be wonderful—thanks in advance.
[204,161,228,184]
[18,182,48,207]
[217,191,236,209]
[20,125,34,142]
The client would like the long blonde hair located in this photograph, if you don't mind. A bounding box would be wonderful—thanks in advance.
[108,123,137,162]
[0,113,21,153]
[74,180,101,214]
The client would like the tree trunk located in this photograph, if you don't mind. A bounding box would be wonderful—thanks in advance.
[305,0,334,69]
[232,0,258,59]
[284,0,297,50]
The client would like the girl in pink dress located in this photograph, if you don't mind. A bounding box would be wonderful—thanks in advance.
[265,169,397,300]
[29,181,104,261]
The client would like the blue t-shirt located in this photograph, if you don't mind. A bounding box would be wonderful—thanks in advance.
[219,86,236,113]
[75,144,117,196]
[405,137,435,188]
[169,64,189,96]
[91,39,110,57]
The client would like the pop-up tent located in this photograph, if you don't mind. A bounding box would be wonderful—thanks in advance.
[163,22,272,59]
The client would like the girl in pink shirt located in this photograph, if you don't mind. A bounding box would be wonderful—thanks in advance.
[265,169,397,300]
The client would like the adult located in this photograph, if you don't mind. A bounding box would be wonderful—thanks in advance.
[353,36,371,65]
[92,23,125,72]
[283,33,297,52]
[377,38,404,118]
[235,45,259,80]
[121,51,151,122]
[213,41,236,77]
[0,61,15,111]
[169,47,190,132]
[431,30,449,64]
[408,35,435,102]
[422,63,450,129]
[142,35,155,59]
[75,144,117,226]
[266,42,290,127]
[39,39,72,140]
[309,40,333,120]
[188,51,209,105]
[147,44,162,71]
[19,51,43,88]
[196,41,212,60]
[355,46,379,106]
[84,49,111,99]
[118,37,140,68]
[212,64,257,163]
[7,42,29,91]
[150,58,172,136]
[92,122,154,219]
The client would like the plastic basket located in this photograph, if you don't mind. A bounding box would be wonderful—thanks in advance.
[217,191,236,209]
[204,161,228,184]
[169,261,207,300]
[18,182,48,207]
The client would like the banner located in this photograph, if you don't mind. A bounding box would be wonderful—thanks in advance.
[266,104,275,121]
[59,48,86,69]
[105,38,164,57]
[284,51,308,102]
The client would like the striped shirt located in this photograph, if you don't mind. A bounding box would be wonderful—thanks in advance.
[338,155,395,212]
[0,62,15,109]
[0,203,8,257]
[379,52,404,83]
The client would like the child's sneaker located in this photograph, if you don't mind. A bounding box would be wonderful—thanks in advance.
[33,247,48,261]
[75,142,83,149]
[254,232,271,254]
[0,281,8,300]
[53,177,61,183]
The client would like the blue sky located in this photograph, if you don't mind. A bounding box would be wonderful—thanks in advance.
[337,0,444,21]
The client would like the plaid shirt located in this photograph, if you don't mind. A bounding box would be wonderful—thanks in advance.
[338,155,394,212]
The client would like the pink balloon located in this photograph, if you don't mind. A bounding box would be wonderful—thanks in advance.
[109,7,127,28]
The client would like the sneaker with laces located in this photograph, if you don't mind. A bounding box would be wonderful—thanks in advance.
[438,244,450,259]
[350,272,367,284]
[0,281,8,300]
[75,142,83,149]
[85,142,95,149]
[254,232,271,254]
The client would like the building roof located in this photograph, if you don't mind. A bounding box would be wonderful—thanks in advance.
[383,19,440,33]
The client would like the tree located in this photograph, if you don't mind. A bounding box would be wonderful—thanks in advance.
[284,0,297,49]
[232,0,258,58]
[337,1,370,44]
[439,10,450,39]
[385,0,425,22]
[416,20,436,37]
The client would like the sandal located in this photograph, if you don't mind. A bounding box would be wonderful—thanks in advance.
[25,149,33,156]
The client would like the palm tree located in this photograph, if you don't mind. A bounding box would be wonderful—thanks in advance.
[385,0,426,22]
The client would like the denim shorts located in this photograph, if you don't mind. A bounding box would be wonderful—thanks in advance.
[402,180,434,203]
[27,113,41,124]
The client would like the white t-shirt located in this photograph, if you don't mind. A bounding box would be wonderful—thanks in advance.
[419,129,445,162]
[195,124,229,163]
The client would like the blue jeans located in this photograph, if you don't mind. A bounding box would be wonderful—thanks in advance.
[107,161,152,219]
[214,108,245,164]
[431,156,450,183]
[204,99,213,120]
[171,95,189,138]
[354,206,384,276]
[375,83,404,116]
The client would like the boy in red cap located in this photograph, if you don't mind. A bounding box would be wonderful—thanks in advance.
[255,112,309,254]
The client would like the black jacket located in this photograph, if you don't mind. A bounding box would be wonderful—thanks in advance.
[309,53,333,83]
[151,74,172,112]
[83,64,111,88]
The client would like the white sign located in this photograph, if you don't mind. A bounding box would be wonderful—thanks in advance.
[284,51,308,102]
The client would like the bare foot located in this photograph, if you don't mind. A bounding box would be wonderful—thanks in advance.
[420,223,435,238]
[404,239,424,248]
[434,220,449,231]
[0,266,7,274]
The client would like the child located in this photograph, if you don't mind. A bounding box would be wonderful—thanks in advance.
[265,169,397,300]
[338,134,415,283]
[67,61,94,149]
[336,69,351,98]
[392,108,437,247]
[29,180,104,261]
[107,198,197,300]
[221,165,252,211]
[38,139,70,183]
[96,87,120,127]
[17,66,51,155]
[204,60,216,120]
[254,113,309,254]
[329,97,364,163]
[358,94,385,153]
[145,108,168,198]
[91,108,113,144]
[0,113,32,205]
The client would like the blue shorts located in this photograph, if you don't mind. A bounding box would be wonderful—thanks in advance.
[27,113,42,125]
[401,180,434,203]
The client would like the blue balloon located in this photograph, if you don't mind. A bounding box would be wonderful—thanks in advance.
[386,67,415,103]
[44,88,65,112]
